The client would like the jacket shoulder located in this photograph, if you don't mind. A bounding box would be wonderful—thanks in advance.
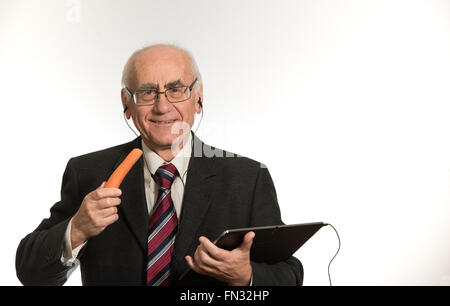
[68,138,140,170]
[200,142,267,176]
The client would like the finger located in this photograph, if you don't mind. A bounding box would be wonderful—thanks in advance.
[99,206,118,217]
[87,182,106,201]
[185,256,200,273]
[103,213,119,226]
[196,247,223,270]
[92,187,122,200]
[193,247,202,265]
[185,256,195,268]
[238,231,255,253]
[186,255,217,276]
[97,197,121,209]
[198,236,228,260]
[193,246,219,271]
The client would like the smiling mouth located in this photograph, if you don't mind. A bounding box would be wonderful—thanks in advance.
[150,119,178,124]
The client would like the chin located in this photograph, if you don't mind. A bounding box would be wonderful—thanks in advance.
[148,133,179,148]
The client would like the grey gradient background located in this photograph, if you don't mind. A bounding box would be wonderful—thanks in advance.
[1,0,449,285]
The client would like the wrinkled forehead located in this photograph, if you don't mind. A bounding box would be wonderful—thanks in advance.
[131,48,191,89]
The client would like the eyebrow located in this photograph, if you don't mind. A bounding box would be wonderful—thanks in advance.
[165,79,184,88]
[137,83,158,90]
[137,79,185,91]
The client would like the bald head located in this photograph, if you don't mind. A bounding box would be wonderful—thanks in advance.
[119,44,203,161]
[121,44,202,94]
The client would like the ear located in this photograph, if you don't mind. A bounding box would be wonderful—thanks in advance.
[194,85,203,114]
[121,89,132,119]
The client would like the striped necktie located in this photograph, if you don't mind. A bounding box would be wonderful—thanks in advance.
[146,163,179,286]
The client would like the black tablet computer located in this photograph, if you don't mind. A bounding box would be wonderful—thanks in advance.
[178,222,326,281]
[213,222,326,264]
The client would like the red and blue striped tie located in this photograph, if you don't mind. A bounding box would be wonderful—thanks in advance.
[146,163,178,286]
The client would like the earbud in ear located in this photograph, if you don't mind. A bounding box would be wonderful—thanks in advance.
[198,98,202,108]
[123,105,128,113]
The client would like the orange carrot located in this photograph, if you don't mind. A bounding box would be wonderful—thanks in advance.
[104,148,143,188]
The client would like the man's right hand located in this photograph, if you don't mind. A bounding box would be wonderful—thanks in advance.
[71,182,122,249]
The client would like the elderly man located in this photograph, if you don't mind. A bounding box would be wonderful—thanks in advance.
[16,44,303,286]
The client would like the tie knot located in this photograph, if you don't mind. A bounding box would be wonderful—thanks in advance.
[155,163,178,189]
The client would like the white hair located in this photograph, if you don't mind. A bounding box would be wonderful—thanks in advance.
[121,43,202,95]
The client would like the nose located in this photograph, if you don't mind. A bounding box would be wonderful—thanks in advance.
[152,92,172,114]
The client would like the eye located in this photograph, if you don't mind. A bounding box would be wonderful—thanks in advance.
[144,89,157,95]
[137,89,157,102]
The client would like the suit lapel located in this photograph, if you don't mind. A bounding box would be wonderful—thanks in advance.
[113,137,149,252]
[172,134,217,273]
[110,135,217,265]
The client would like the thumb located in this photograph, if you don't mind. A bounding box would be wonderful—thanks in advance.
[99,181,106,188]
[238,231,255,253]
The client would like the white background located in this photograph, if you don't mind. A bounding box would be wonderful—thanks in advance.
[1,0,449,286]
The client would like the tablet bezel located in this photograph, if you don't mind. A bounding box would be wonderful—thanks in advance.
[213,222,326,264]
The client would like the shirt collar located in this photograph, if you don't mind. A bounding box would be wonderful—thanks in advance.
[141,132,192,179]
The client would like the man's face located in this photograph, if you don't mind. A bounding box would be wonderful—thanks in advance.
[122,47,202,152]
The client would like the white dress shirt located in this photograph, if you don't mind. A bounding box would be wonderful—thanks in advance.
[142,132,192,220]
[61,133,192,263]
[60,133,253,285]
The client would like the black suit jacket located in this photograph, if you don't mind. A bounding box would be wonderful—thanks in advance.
[16,133,303,286]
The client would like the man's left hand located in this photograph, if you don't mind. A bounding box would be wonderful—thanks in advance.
[185,231,255,286]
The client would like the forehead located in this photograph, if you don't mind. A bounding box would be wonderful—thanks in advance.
[133,47,191,86]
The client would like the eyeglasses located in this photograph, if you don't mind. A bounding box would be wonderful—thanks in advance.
[125,78,198,106]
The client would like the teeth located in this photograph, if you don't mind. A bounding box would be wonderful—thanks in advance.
[152,120,176,124]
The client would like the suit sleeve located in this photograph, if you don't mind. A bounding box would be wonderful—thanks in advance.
[16,158,82,285]
[249,165,304,286]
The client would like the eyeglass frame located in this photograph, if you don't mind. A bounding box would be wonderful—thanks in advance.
[124,78,198,106]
